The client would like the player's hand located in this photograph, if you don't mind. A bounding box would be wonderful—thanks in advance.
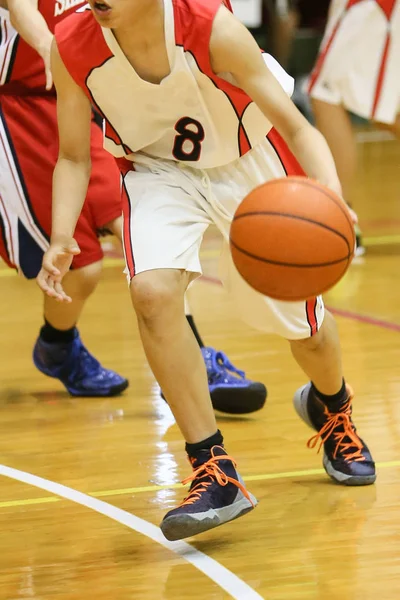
[326,179,358,224]
[347,206,358,224]
[37,239,81,302]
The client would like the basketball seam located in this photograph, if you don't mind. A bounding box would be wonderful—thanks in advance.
[246,177,355,240]
[230,238,350,268]
[292,178,355,236]
[232,211,351,255]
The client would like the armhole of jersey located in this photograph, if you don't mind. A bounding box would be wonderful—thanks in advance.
[174,0,226,75]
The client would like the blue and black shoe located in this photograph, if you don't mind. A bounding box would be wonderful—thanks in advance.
[293,383,376,486]
[160,445,257,541]
[202,347,267,414]
[33,329,129,397]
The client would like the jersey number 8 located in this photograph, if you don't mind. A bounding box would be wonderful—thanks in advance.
[172,117,205,162]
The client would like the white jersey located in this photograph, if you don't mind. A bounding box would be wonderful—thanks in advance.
[307,0,400,123]
[55,0,293,169]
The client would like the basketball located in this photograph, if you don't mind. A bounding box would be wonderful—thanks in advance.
[229,177,355,301]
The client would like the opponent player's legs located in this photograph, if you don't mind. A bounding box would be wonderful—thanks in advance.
[311,98,357,201]
[43,259,103,331]
[32,216,129,397]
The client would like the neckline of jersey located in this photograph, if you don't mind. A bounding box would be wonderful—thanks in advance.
[100,0,176,87]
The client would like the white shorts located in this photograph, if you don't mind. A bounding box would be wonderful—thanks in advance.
[121,132,324,341]
[307,0,400,124]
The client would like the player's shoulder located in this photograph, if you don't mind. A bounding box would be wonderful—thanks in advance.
[55,4,99,43]
[172,0,233,47]
[172,0,232,20]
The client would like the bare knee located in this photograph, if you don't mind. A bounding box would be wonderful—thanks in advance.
[289,311,336,353]
[102,215,123,243]
[64,260,103,300]
[290,329,325,354]
[130,270,187,326]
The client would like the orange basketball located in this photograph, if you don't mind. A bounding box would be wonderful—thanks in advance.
[229,177,355,301]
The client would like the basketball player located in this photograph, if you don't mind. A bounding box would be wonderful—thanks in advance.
[0,0,267,411]
[307,0,400,253]
[38,0,375,541]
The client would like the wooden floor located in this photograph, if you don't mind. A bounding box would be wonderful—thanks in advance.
[1,134,400,600]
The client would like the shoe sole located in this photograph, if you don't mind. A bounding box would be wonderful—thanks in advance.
[34,355,129,397]
[67,379,129,397]
[293,385,376,487]
[160,491,258,542]
[323,454,376,486]
[210,383,267,414]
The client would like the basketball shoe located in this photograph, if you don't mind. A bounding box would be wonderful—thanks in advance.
[293,383,376,485]
[202,347,267,413]
[33,329,129,396]
[160,446,257,541]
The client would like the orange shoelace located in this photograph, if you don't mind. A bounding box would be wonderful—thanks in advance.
[179,454,255,507]
[307,389,366,462]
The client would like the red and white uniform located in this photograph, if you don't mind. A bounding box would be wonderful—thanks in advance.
[55,0,324,340]
[0,1,121,278]
[307,0,400,124]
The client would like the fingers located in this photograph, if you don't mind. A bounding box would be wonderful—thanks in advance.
[68,244,81,256]
[42,254,61,277]
[36,269,72,303]
[54,280,72,303]
[348,207,358,224]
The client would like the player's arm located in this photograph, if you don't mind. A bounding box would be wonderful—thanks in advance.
[210,6,342,198]
[7,0,53,89]
[37,38,92,302]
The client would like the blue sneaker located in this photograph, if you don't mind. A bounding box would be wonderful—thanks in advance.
[33,330,129,397]
[160,446,257,541]
[293,383,376,486]
[202,347,267,414]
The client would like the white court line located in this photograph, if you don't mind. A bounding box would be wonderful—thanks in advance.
[0,464,263,600]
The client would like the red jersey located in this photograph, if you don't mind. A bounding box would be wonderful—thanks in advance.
[0,0,87,93]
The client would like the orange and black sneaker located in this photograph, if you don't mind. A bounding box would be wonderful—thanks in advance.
[160,446,257,541]
[293,383,376,486]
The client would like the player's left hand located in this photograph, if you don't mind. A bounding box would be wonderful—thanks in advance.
[37,239,81,302]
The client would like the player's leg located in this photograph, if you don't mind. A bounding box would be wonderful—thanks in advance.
[122,168,256,540]
[375,112,400,139]
[104,211,267,414]
[34,255,128,397]
[42,259,102,331]
[310,98,364,253]
[290,310,375,485]
[0,97,128,396]
[311,99,357,202]
[212,135,375,486]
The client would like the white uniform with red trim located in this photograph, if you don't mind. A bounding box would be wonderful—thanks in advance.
[307,0,400,124]
[55,0,324,339]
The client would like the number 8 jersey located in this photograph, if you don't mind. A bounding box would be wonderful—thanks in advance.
[55,0,294,169]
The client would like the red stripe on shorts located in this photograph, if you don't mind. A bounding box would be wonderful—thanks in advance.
[371,31,391,120]
[307,17,343,95]
[306,298,319,336]
[121,180,135,280]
